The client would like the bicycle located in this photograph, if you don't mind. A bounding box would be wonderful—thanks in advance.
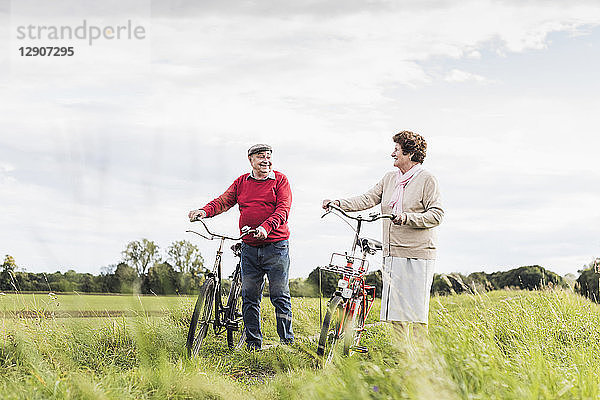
[316,202,394,364]
[185,219,256,356]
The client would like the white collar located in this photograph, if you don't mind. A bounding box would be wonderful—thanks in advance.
[247,170,275,180]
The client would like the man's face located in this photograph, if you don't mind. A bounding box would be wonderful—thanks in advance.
[249,151,273,174]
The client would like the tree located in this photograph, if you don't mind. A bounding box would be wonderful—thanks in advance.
[79,274,96,292]
[576,258,600,302]
[488,265,565,290]
[167,240,204,274]
[0,254,17,291]
[306,267,340,297]
[178,270,204,295]
[464,271,494,293]
[122,239,161,275]
[289,277,318,297]
[431,274,452,295]
[114,263,138,293]
[431,273,472,295]
[365,270,383,297]
[305,267,383,298]
[144,262,179,295]
[2,255,17,271]
[576,268,599,302]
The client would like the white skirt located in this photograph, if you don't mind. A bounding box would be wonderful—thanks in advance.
[380,256,435,323]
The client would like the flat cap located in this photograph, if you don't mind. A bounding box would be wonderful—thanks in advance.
[248,144,273,156]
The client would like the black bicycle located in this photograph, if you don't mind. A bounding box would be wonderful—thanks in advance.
[186,220,256,355]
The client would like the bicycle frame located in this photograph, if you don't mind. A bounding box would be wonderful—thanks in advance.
[208,236,228,334]
[187,220,254,336]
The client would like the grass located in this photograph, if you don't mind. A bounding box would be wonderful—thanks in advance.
[2,289,600,398]
[0,293,190,316]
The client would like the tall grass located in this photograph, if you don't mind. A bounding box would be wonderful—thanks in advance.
[2,290,600,399]
[430,290,600,399]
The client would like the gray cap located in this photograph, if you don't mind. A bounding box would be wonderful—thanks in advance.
[248,143,273,156]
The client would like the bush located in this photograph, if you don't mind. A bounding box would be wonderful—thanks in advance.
[576,268,600,302]
[488,265,565,290]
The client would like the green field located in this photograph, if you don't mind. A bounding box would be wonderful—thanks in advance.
[0,293,193,318]
[2,290,600,399]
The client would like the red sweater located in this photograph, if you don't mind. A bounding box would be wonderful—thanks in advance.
[201,171,292,246]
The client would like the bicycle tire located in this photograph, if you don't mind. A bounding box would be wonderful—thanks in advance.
[225,269,246,350]
[186,277,216,356]
[343,297,364,355]
[317,295,346,364]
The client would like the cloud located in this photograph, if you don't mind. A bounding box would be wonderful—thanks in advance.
[149,0,450,18]
[2,0,600,277]
[444,69,490,83]
[0,162,15,173]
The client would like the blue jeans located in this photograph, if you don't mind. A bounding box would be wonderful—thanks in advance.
[241,240,294,349]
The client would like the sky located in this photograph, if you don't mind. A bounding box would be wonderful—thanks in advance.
[1,0,600,278]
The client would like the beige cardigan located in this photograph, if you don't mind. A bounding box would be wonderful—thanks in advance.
[338,169,443,260]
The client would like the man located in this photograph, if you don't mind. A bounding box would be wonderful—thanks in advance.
[188,144,294,350]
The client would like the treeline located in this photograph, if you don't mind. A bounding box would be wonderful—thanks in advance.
[305,264,570,298]
[430,265,568,295]
[1,239,206,295]
[3,249,599,301]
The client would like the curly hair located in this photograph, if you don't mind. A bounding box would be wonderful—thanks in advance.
[392,130,427,163]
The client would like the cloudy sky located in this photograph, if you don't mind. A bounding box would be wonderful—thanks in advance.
[1,0,600,278]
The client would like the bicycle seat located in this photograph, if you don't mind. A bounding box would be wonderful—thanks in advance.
[359,238,382,254]
[231,242,242,257]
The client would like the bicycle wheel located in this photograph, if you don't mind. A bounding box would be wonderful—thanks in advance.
[225,271,246,350]
[186,277,216,356]
[317,295,346,364]
[343,297,364,355]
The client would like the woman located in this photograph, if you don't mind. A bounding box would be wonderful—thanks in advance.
[322,131,443,327]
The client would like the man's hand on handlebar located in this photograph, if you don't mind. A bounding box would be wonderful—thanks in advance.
[188,209,207,222]
[253,226,268,240]
[322,199,340,209]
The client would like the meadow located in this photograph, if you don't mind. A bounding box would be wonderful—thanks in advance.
[0,293,186,318]
[2,289,600,399]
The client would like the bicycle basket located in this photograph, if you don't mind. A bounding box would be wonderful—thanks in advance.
[319,253,369,277]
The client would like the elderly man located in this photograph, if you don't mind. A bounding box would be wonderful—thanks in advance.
[188,144,294,350]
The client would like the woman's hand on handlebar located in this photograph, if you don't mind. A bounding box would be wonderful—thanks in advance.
[322,199,340,209]
[392,213,406,225]
[188,209,207,222]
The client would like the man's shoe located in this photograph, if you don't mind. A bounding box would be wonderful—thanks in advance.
[246,344,262,352]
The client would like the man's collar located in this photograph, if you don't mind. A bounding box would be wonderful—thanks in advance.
[247,170,276,180]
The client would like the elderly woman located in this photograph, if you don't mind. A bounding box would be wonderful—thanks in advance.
[322,131,443,327]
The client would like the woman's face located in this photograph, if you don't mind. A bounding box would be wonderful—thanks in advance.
[391,143,412,169]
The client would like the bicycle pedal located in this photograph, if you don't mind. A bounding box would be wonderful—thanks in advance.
[351,346,368,354]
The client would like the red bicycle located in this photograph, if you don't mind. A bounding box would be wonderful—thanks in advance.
[316,202,394,364]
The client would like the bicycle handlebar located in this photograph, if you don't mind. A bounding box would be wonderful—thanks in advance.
[323,202,396,222]
[186,218,257,241]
